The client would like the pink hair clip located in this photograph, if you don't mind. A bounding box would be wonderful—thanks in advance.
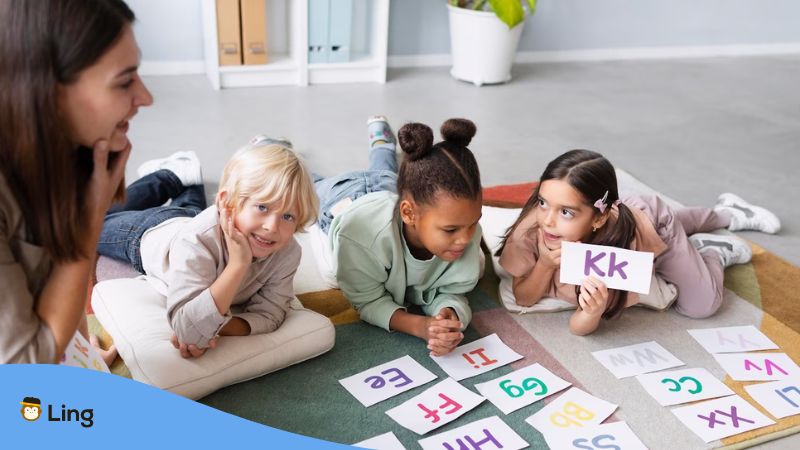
[594,190,609,213]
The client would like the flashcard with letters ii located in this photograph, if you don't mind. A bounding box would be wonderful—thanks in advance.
[417,416,528,450]
[744,377,800,419]
[385,378,485,435]
[713,352,800,381]
[474,363,571,415]
[591,341,684,379]
[353,431,406,450]
[636,367,735,406]
[430,333,523,381]
[560,241,653,294]
[687,325,778,354]
[671,395,775,442]
[339,355,437,407]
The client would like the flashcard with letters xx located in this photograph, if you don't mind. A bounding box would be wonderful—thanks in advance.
[339,355,437,407]
[430,333,523,381]
[671,395,774,442]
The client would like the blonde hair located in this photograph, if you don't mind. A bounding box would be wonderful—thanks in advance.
[219,142,318,231]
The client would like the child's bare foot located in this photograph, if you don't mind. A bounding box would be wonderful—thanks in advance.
[89,334,118,367]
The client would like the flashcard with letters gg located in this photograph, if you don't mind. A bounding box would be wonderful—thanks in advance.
[385,378,485,435]
[687,325,779,354]
[713,352,800,381]
[671,395,775,442]
[353,431,406,450]
[339,355,437,407]
[430,333,523,381]
[525,387,618,436]
[560,241,654,294]
[474,363,571,415]
[417,416,528,450]
[744,377,800,419]
[591,341,684,379]
[635,367,735,406]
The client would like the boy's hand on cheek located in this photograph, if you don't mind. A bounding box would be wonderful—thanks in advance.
[218,203,252,269]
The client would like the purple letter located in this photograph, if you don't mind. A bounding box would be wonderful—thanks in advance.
[584,250,606,276]
[607,252,628,279]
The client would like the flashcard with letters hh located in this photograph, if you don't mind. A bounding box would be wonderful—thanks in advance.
[635,367,735,406]
[385,378,485,435]
[671,395,774,442]
[543,421,647,450]
[61,331,110,373]
[560,241,653,294]
[713,353,800,381]
[353,432,406,450]
[339,355,437,407]
[744,377,800,419]
[430,333,523,381]
[687,325,778,354]
[591,341,684,379]
[417,416,528,450]
[474,363,571,415]
[525,387,618,436]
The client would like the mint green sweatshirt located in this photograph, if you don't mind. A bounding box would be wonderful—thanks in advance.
[329,191,481,331]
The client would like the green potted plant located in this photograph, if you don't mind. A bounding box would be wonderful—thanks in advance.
[447,0,537,86]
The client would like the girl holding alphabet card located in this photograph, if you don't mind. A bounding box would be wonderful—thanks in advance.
[497,149,780,335]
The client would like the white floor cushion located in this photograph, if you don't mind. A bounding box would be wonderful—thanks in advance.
[92,278,335,399]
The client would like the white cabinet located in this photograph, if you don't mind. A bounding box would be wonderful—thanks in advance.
[200,0,389,89]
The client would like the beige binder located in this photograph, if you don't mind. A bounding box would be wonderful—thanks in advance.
[216,0,242,66]
[240,0,268,65]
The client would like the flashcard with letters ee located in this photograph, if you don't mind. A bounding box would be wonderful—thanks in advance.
[353,431,406,450]
[60,331,110,373]
[591,341,684,379]
[560,241,654,294]
[474,363,571,415]
[743,377,800,419]
[635,367,735,406]
[339,355,437,407]
[687,325,779,354]
[713,352,800,381]
[543,421,647,450]
[525,387,618,436]
[385,378,485,435]
[430,333,523,381]
[417,416,528,450]
[671,395,775,442]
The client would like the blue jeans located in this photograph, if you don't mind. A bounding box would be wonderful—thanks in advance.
[314,142,398,234]
[97,170,207,272]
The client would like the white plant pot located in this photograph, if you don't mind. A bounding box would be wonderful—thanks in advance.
[447,4,525,86]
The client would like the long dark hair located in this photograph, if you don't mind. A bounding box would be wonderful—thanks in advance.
[497,149,638,319]
[0,0,134,262]
[396,118,482,205]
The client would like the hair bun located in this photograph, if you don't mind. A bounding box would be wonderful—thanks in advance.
[398,122,434,161]
[440,118,476,148]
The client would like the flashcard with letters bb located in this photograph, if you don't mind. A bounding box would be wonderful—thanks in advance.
[543,421,647,450]
[743,377,800,419]
[474,363,571,415]
[417,416,528,450]
[385,378,485,435]
[339,355,437,407]
[713,352,800,381]
[635,367,735,406]
[671,395,775,442]
[353,431,406,450]
[591,341,684,379]
[560,241,654,294]
[430,333,523,381]
[525,387,618,436]
[687,325,779,354]
[60,331,110,373]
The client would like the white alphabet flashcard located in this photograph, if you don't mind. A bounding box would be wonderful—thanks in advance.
[525,387,618,436]
[60,331,110,373]
[430,333,523,381]
[543,421,647,450]
[474,363,571,415]
[713,353,800,381]
[339,355,437,407]
[560,241,654,294]
[353,431,406,450]
[635,367,735,406]
[671,395,775,442]
[385,378,485,435]
[417,416,528,450]
[591,341,684,379]
[687,326,778,354]
[744,377,800,419]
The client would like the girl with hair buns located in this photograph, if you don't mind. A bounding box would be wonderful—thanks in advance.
[314,116,483,356]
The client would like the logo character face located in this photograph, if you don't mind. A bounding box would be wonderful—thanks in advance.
[20,397,42,422]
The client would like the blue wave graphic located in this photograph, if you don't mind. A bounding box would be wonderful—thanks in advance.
[2,365,353,448]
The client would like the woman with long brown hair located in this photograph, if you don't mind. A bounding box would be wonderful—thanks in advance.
[0,0,153,363]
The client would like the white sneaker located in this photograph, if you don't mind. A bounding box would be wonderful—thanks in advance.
[248,134,293,149]
[137,151,203,186]
[689,233,752,268]
[714,193,781,234]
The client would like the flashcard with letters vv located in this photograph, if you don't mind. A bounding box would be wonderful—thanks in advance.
[713,352,800,381]
[430,333,522,381]
[339,355,437,407]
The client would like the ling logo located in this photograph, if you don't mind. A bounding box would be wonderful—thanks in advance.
[20,397,42,421]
